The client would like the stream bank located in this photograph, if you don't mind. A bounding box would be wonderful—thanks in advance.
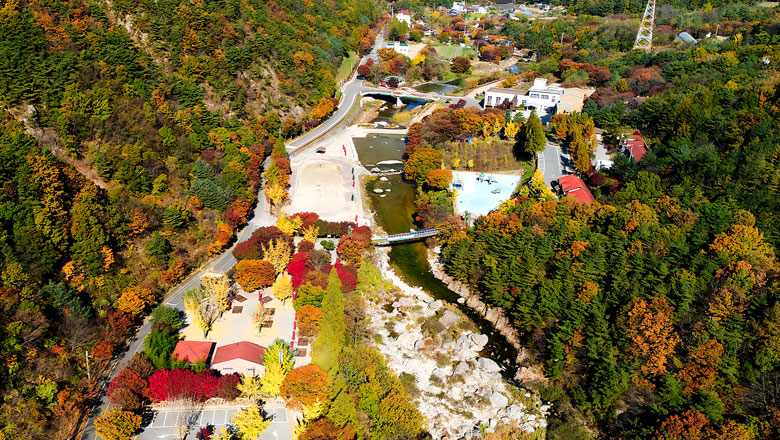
[356,134,519,370]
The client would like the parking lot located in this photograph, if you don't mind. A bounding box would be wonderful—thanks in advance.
[139,406,291,439]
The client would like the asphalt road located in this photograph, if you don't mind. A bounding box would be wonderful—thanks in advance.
[287,33,385,154]
[286,78,366,154]
[538,141,569,186]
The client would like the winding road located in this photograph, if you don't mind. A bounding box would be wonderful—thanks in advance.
[81,28,481,439]
[81,28,384,440]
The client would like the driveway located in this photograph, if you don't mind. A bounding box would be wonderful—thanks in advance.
[139,406,291,440]
[537,141,569,186]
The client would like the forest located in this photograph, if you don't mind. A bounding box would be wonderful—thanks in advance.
[421,1,780,439]
[0,0,380,437]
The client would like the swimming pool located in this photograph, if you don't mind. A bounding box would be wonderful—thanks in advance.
[451,171,521,217]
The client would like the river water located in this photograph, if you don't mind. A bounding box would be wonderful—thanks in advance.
[355,134,519,372]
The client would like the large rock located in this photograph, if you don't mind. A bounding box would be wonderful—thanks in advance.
[471,334,489,347]
[430,300,443,311]
[453,361,470,376]
[398,297,414,307]
[457,297,466,304]
[396,332,418,349]
[478,357,501,373]
[439,310,460,328]
[490,391,509,408]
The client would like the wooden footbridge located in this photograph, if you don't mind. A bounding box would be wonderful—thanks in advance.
[373,229,439,246]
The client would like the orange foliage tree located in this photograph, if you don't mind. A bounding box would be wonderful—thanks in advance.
[300,419,356,440]
[231,259,276,292]
[310,97,337,122]
[280,364,328,409]
[654,410,708,440]
[114,286,155,316]
[404,147,442,183]
[677,339,724,394]
[336,227,372,266]
[297,305,322,337]
[425,169,452,190]
[626,296,679,376]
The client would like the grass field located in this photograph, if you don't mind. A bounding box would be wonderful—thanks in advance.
[434,45,478,60]
[336,51,359,83]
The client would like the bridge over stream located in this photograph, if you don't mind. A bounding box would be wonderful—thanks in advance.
[360,86,440,106]
[373,229,439,246]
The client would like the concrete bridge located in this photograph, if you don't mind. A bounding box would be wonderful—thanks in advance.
[360,86,441,106]
[373,229,439,246]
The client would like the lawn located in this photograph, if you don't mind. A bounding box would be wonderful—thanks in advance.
[433,45,478,60]
[336,51,359,83]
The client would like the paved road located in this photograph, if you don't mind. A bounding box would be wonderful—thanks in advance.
[287,78,366,154]
[80,194,274,440]
[139,406,291,440]
[538,141,570,186]
[287,32,385,154]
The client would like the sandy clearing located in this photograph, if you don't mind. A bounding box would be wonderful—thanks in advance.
[288,160,349,218]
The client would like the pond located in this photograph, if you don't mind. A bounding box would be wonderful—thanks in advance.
[354,134,519,373]
[413,82,457,94]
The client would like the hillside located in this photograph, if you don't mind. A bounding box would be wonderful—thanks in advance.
[0,0,379,437]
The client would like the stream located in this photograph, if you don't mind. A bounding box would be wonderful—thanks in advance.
[355,134,519,372]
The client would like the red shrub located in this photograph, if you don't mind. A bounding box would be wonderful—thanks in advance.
[216,374,240,400]
[291,212,319,229]
[297,240,314,253]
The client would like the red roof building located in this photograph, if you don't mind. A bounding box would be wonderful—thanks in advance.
[211,341,267,376]
[624,130,647,162]
[557,175,596,204]
[173,340,214,364]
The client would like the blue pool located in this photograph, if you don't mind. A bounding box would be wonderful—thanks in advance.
[451,171,521,217]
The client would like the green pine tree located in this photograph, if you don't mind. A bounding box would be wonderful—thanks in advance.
[311,269,345,372]
[520,109,546,156]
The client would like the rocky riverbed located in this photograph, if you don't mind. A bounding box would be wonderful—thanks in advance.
[369,250,548,439]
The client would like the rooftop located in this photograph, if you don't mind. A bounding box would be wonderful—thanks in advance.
[558,175,595,204]
[624,130,647,162]
[173,340,215,364]
[486,86,527,96]
[212,341,266,365]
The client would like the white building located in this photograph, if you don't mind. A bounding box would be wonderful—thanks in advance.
[453,1,466,12]
[211,341,266,377]
[483,78,585,121]
[385,41,409,56]
[395,9,412,26]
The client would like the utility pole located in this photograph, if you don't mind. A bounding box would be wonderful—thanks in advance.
[85,350,91,381]
[633,0,656,53]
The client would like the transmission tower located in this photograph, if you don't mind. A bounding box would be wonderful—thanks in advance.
[633,0,656,52]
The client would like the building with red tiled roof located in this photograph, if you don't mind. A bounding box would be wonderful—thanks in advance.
[557,175,596,204]
[173,340,215,364]
[623,130,647,162]
[211,341,266,376]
